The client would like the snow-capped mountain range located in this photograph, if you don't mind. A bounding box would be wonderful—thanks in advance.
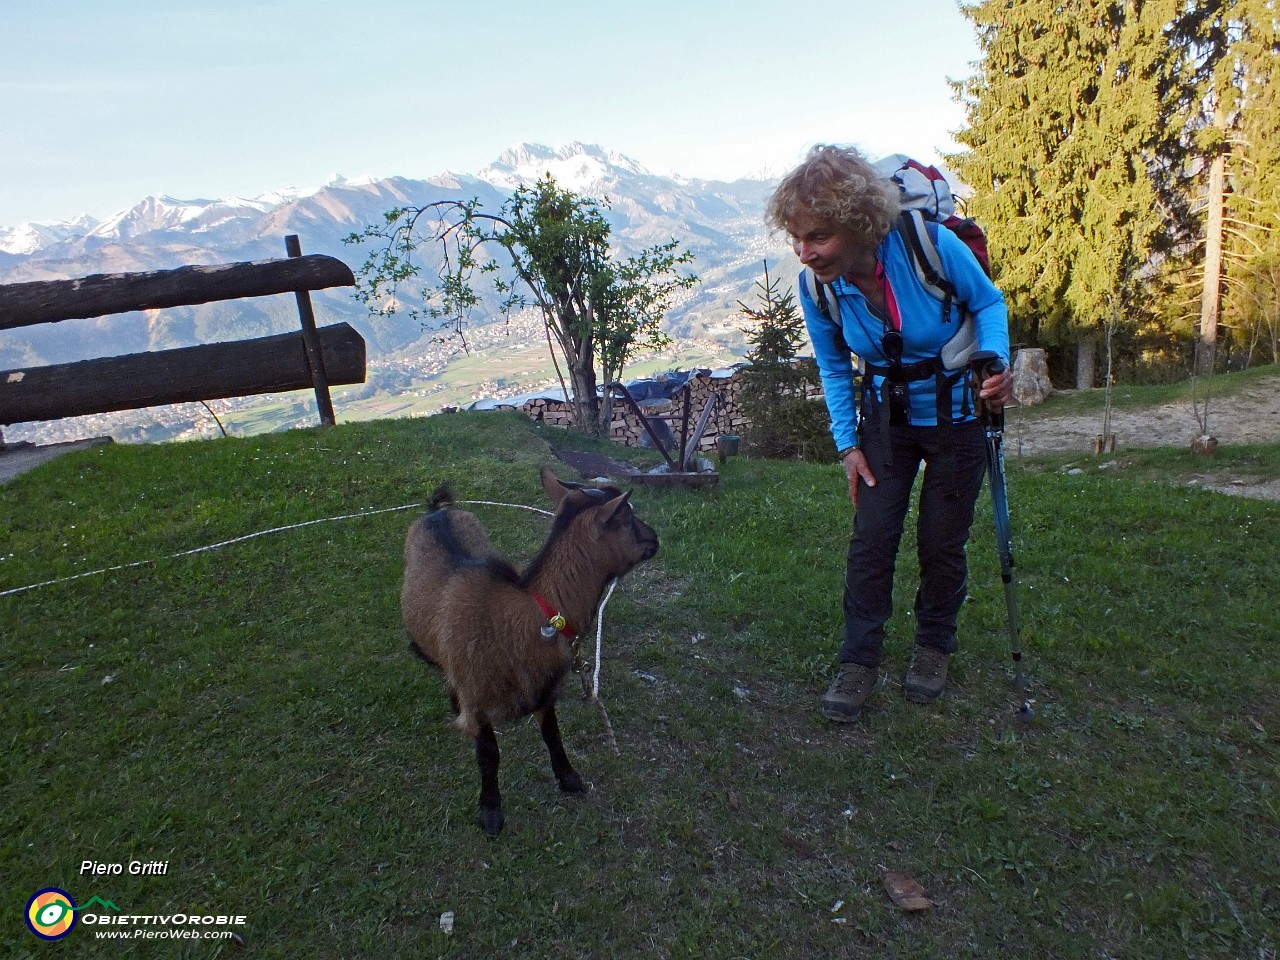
[474,142,651,192]
[0,142,789,370]
[1,214,101,256]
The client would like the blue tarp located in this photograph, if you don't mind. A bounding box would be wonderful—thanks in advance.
[619,369,707,403]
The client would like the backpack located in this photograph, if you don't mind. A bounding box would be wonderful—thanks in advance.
[876,155,990,322]
[802,154,991,328]
[874,154,990,274]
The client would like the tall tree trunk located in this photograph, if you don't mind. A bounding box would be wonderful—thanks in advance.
[1198,148,1226,375]
[1076,335,1097,389]
[569,344,601,436]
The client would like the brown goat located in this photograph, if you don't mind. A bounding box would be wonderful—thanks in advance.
[402,465,659,835]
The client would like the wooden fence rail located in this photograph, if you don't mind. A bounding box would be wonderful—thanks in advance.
[0,236,365,432]
[0,255,355,330]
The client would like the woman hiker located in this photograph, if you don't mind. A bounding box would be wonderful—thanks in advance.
[766,144,1013,721]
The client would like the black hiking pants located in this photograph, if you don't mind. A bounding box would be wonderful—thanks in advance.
[839,420,988,667]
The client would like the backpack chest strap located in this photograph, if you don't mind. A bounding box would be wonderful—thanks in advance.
[864,357,942,383]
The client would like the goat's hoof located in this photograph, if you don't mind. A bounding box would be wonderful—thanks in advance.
[478,807,504,836]
[558,771,586,794]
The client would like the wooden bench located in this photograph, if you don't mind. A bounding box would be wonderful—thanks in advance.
[0,235,365,437]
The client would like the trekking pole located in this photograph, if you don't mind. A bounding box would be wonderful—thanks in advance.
[968,351,1034,720]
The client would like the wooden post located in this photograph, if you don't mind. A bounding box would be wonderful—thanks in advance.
[285,235,336,426]
[681,390,720,467]
[678,386,692,470]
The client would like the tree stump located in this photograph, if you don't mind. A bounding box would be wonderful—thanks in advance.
[1012,347,1053,407]
[1191,435,1218,458]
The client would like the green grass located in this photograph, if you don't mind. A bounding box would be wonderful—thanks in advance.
[2,411,1277,958]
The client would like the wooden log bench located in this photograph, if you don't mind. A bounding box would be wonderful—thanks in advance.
[0,235,365,439]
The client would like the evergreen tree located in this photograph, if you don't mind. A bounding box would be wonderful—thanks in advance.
[1148,0,1277,372]
[951,0,1186,386]
[1223,0,1280,363]
[1180,0,1239,373]
[736,264,833,462]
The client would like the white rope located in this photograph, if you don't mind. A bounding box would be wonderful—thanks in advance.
[592,578,618,701]
[584,577,622,755]
[5,491,629,749]
[0,498,552,598]
[460,500,554,517]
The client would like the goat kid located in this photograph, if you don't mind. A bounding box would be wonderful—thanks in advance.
[402,465,659,836]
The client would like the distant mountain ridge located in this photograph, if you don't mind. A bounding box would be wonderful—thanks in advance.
[0,213,101,256]
[0,142,788,370]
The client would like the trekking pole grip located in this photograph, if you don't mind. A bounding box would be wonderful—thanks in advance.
[968,350,1007,428]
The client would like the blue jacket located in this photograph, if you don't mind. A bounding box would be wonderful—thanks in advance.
[800,223,1010,452]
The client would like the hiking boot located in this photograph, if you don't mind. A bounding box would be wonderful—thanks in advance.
[821,663,878,722]
[904,646,951,703]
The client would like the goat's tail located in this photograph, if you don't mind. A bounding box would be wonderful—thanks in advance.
[428,483,455,513]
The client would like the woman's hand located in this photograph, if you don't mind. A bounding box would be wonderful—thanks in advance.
[979,368,1015,408]
[842,448,877,508]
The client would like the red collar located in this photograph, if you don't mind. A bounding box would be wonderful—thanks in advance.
[531,592,576,639]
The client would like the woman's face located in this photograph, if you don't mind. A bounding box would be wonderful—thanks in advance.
[787,215,871,283]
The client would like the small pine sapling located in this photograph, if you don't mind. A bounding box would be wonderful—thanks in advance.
[737,263,834,461]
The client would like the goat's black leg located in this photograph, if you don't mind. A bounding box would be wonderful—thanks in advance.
[535,705,585,794]
[475,722,504,836]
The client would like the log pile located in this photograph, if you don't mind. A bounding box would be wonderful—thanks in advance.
[489,364,826,452]
[515,397,577,429]
[606,372,744,452]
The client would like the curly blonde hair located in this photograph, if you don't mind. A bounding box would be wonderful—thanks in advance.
[766,144,901,246]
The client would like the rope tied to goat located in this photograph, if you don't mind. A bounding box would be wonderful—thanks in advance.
[2,496,630,753]
[578,578,621,755]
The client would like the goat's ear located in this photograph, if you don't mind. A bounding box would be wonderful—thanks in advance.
[540,465,571,506]
[596,490,634,529]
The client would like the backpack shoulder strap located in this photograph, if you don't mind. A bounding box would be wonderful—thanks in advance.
[800,266,835,320]
[897,210,962,324]
[800,266,856,362]
[897,210,952,296]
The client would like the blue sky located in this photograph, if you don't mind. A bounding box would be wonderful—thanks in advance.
[0,0,982,226]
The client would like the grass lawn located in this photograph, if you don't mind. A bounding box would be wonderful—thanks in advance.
[2,410,1276,958]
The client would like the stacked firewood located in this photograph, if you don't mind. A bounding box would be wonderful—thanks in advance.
[602,371,750,452]
[515,396,577,429]
[493,365,824,452]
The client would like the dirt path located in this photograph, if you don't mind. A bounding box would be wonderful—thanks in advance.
[1004,374,1280,500]
[0,437,113,485]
